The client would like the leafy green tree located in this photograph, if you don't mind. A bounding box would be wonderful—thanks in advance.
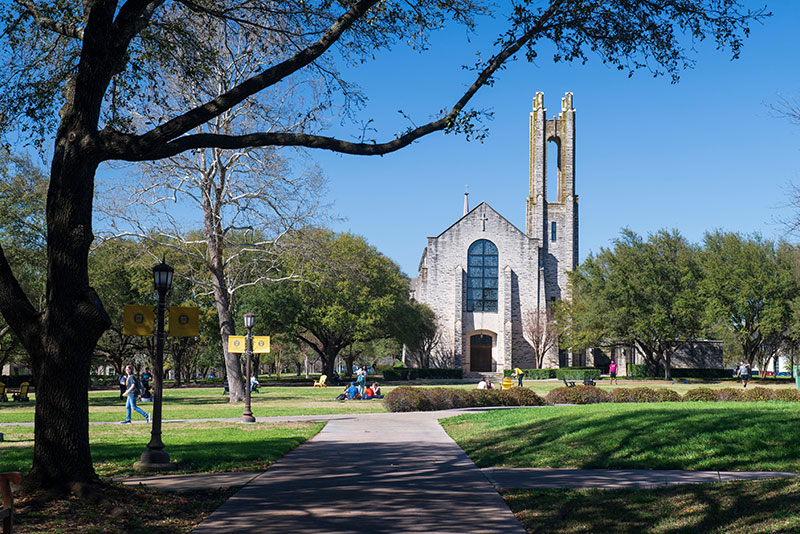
[251,229,410,378]
[0,0,766,491]
[701,232,797,371]
[558,229,703,378]
[0,151,48,372]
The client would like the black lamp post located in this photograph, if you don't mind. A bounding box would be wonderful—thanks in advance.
[138,256,177,470]
[241,312,256,423]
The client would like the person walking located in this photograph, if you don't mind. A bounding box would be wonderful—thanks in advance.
[356,365,368,396]
[609,361,618,385]
[512,367,525,387]
[736,361,751,388]
[120,365,150,424]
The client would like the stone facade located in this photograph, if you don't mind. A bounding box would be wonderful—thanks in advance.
[410,92,578,372]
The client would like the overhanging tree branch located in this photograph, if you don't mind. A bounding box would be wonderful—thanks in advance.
[103,0,563,161]
[14,0,85,39]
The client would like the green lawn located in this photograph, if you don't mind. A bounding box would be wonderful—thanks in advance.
[2,379,796,423]
[504,477,800,534]
[441,402,800,471]
[1,421,323,477]
[0,385,391,423]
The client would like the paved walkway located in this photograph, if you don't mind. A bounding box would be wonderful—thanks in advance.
[192,411,528,533]
[18,407,794,532]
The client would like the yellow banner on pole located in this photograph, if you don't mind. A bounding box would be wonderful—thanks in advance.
[253,336,270,353]
[168,306,199,337]
[123,305,154,336]
[227,336,246,353]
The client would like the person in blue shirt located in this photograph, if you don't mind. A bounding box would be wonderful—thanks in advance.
[345,382,359,399]
[120,365,150,424]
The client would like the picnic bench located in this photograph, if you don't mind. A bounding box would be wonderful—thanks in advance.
[1,472,22,534]
[562,376,596,388]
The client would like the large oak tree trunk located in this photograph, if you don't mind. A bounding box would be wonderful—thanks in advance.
[26,130,111,490]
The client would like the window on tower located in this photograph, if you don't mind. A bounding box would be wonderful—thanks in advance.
[551,221,557,241]
[467,239,498,312]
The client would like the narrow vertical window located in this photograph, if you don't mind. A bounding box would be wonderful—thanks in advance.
[467,240,498,312]
[551,221,557,241]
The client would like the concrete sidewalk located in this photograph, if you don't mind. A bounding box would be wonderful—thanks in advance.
[117,466,797,493]
[482,467,797,490]
[191,411,528,534]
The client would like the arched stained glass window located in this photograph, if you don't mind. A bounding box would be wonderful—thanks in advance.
[467,240,498,312]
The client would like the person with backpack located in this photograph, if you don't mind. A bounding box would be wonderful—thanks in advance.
[120,365,150,424]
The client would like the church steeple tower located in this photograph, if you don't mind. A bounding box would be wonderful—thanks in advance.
[526,92,578,302]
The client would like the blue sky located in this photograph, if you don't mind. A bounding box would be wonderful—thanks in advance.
[313,2,800,276]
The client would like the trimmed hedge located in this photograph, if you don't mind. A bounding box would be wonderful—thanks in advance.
[609,387,680,403]
[682,387,718,402]
[555,368,601,381]
[667,368,733,379]
[382,368,463,381]
[502,368,556,379]
[741,386,775,402]
[626,364,647,378]
[546,385,610,405]
[383,386,546,412]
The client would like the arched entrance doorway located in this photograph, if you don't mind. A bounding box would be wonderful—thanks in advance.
[470,334,493,372]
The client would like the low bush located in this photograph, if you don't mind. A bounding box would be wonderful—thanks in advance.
[682,388,718,402]
[382,386,546,412]
[608,387,680,403]
[383,386,433,412]
[545,385,610,405]
[500,387,547,407]
[741,387,774,402]
[715,388,743,402]
[423,387,457,410]
[773,389,800,402]
[654,388,682,402]
[555,368,601,381]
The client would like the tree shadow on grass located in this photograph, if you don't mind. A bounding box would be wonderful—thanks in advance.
[505,477,800,534]
[452,405,800,471]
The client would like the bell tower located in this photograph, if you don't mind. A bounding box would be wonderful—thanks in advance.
[526,92,578,305]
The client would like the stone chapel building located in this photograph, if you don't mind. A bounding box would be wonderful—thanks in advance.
[410,92,578,374]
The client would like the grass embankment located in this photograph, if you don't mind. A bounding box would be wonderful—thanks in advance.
[505,477,800,534]
[2,421,323,477]
[442,402,800,471]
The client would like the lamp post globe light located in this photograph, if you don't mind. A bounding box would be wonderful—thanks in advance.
[242,312,256,423]
[136,256,178,471]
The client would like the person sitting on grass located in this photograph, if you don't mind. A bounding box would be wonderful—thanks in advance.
[345,382,359,400]
[369,382,384,399]
[250,375,260,393]
[477,377,487,390]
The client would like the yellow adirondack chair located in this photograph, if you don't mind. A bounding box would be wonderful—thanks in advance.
[12,383,29,402]
[313,375,327,388]
[501,377,513,390]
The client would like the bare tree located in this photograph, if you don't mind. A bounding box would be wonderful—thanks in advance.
[99,18,326,402]
[524,308,558,369]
